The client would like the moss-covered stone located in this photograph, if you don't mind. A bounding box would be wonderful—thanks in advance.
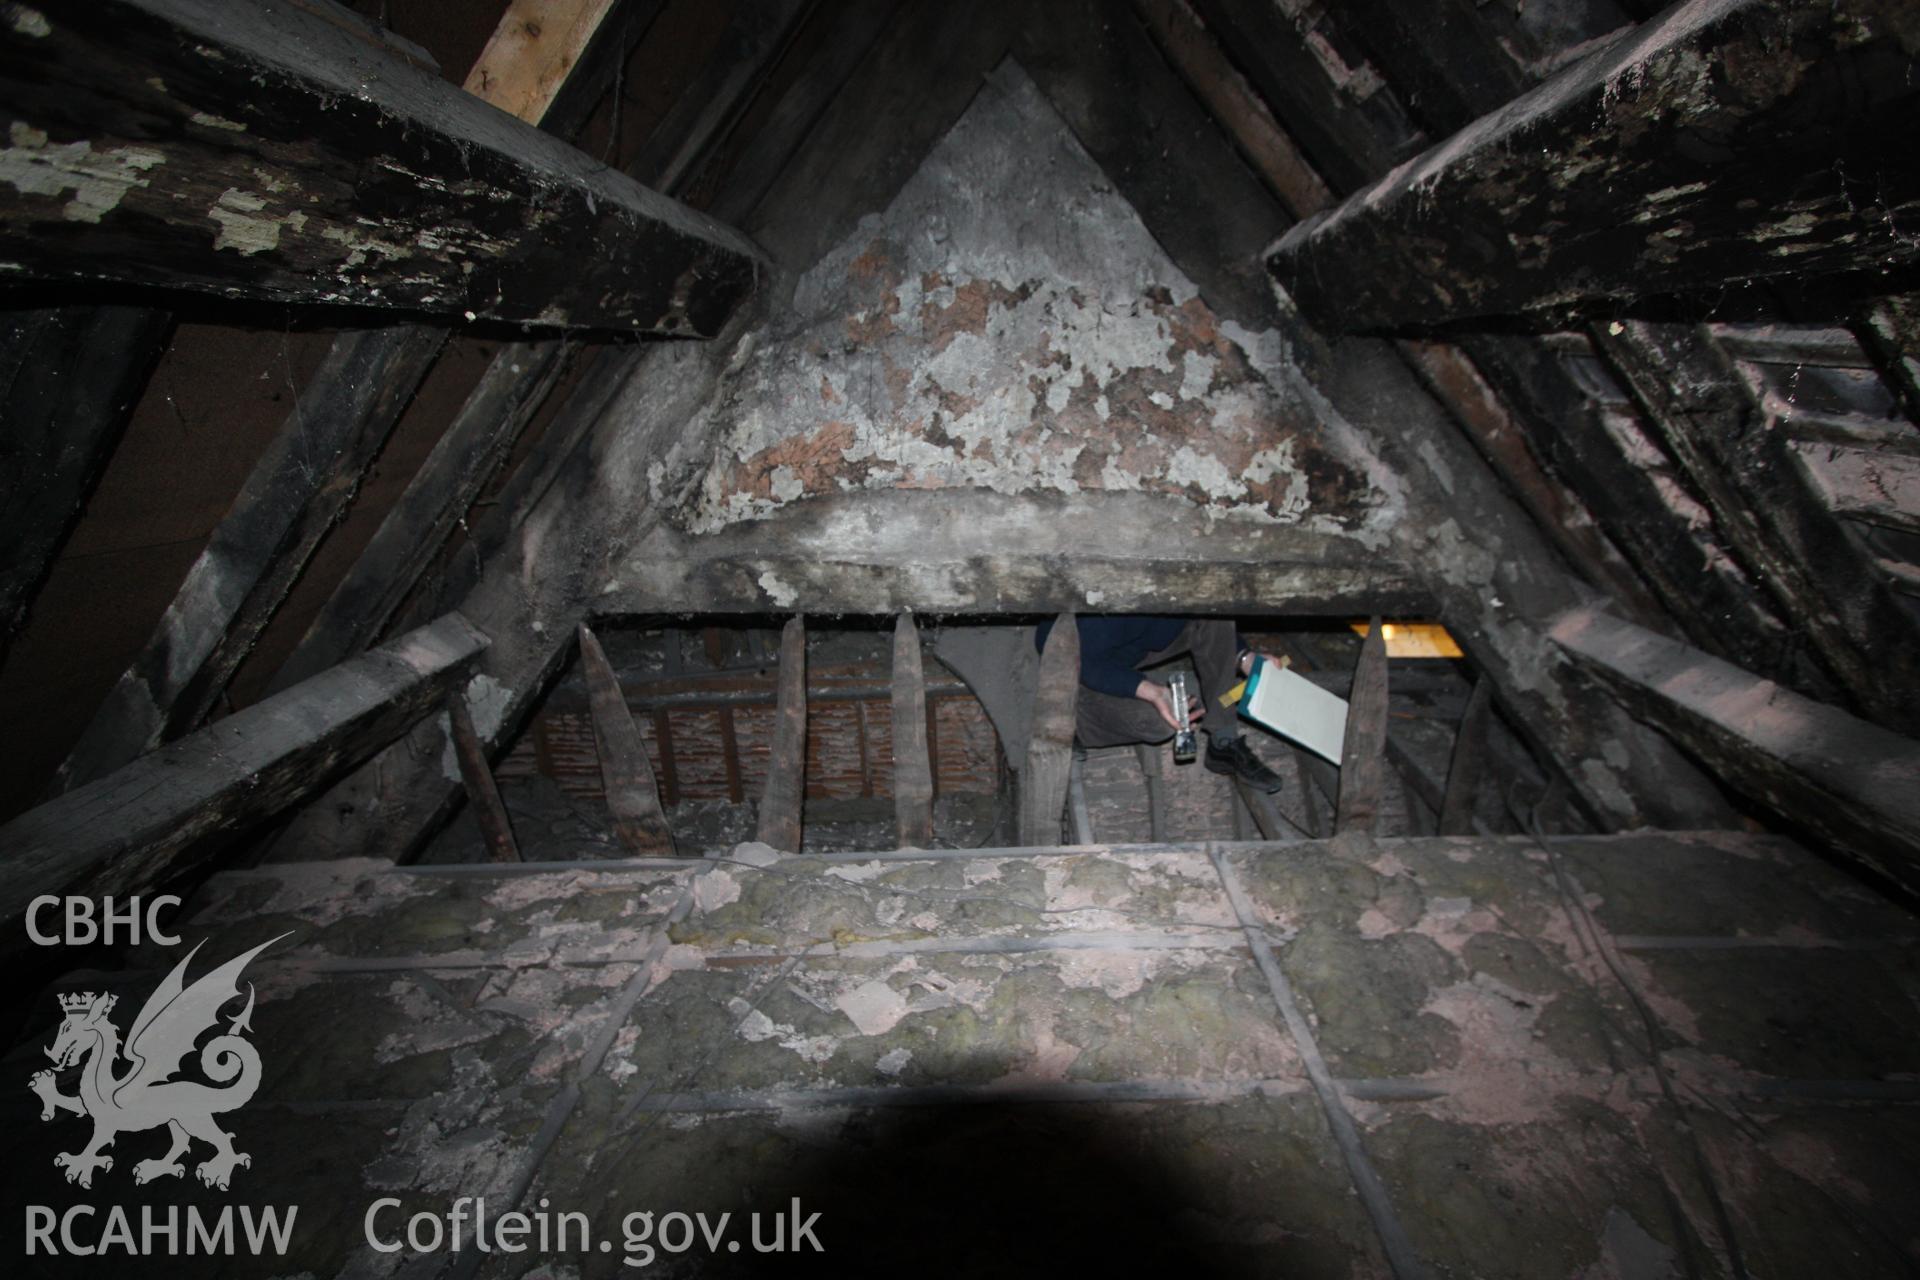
[1285,926,1463,1077]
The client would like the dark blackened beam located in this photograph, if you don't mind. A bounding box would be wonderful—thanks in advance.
[1110,0,1721,829]
[271,0,967,865]
[403,0,857,633]
[0,0,762,334]
[1165,0,1690,683]
[274,2,772,690]
[1133,0,1669,646]
[1590,319,1920,730]
[0,612,486,925]
[1267,0,1920,330]
[0,305,170,670]
[1551,605,1920,901]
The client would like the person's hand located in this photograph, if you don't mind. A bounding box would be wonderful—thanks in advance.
[1238,649,1283,677]
[1136,679,1202,732]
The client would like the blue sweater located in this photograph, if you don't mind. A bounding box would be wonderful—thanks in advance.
[1034,616,1187,700]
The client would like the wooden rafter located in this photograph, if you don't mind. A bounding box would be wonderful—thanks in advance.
[1856,294,1920,428]
[53,327,447,792]
[465,0,626,130]
[1182,0,1424,194]
[52,0,644,794]
[1459,333,1796,681]
[1553,605,1920,900]
[1398,338,1667,630]
[0,305,170,669]
[1131,0,1332,222]
[0,613,487,922]
[1267,0,1920,329]
[268,339,573,693]
[1591,319,1920,729]
[266,1,836,864]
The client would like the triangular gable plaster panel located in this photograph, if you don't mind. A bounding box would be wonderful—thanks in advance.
[666,61,1402,541]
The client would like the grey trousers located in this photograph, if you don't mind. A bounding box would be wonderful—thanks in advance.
[1074,619,1241,749]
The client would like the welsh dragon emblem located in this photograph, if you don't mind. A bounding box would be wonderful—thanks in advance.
[29,935,284,1191]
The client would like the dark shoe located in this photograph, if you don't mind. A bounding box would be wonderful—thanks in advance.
[1205,736,1284,793]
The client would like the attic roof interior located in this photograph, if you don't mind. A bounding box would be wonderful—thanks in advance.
[2,1,1919,1276]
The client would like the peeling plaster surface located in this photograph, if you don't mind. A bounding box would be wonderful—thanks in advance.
[9,5,49,37]
[673,67,1393,537]
[33,829,1918,1279]
[0,122,163,223]
[438,671,514,781]
[189,110,248,132]
[209,187,299,254]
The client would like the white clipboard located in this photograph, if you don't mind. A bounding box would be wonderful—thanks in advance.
[1238,656,1347,765]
